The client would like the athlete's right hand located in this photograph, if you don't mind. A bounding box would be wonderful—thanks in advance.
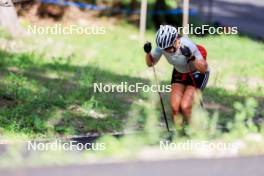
[143,42,152,54]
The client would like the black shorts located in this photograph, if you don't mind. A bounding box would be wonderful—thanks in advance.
[171,68,210,90]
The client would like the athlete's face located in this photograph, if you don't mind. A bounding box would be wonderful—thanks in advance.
[164,46,176,53]
[164,38,180,53]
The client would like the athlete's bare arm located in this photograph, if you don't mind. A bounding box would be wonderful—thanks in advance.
[145,54,157,67]
[194,59,208,73]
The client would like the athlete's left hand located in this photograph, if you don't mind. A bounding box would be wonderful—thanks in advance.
[180,46,192,57]
[180,46,195,63]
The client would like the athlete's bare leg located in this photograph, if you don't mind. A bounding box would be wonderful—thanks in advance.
[170,83,185,126]
[181,85,197,123]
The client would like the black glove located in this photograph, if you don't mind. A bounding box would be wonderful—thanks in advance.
[143,42,152,54]
[180,46,195,63]
[180,46,192,57]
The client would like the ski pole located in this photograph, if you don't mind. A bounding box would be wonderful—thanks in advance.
[151,63,170,132]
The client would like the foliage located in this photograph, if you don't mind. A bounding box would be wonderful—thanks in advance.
[0,22,263,141]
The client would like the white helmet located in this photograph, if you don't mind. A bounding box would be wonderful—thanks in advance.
[156,25,178,49]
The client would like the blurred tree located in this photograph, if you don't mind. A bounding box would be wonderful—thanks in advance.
[37,3,65,20]
[0,0,24,36]
[152,0,168,29]
[152,0,183,29]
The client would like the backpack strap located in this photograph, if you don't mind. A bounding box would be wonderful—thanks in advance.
[196,45,207,60]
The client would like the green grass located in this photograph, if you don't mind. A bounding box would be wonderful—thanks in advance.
[0,28,13,40]
[194,35,264,78]
[0,22,263,139]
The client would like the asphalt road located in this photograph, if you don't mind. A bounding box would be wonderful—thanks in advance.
[1,155,264,176]
[193,0,264,39]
